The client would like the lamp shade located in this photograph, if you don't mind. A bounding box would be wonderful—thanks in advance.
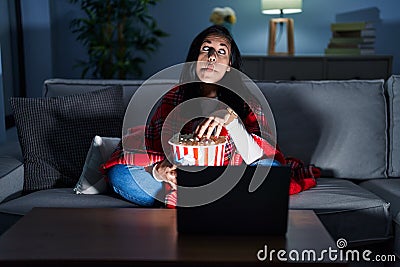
[261,0,302,15]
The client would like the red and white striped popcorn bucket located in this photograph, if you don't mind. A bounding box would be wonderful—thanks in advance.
[168,135,227,166]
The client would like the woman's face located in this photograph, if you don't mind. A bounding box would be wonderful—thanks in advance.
[196,34,231,83]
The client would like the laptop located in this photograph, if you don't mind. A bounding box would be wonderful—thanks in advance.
[176,165,291,236]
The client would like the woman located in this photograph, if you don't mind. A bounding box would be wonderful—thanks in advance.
[102,25,317,207]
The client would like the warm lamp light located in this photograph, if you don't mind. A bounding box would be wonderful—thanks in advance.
[261,0,302,15]
[261,0,302,55]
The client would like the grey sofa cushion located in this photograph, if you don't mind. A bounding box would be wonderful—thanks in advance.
[43,78,178,111]
[0,128,22,161]
[43,79,144,108]
[0,157,24,202]
[386,75,400,177]
[290,178,391,245]
[393,213,400,258]
[0,188,138,216]
[10,86,124,193]
[360,178,400,259]
[260,80,387,179]
[359,179,400,217]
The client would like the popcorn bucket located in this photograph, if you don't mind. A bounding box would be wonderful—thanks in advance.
[168,134,227,166]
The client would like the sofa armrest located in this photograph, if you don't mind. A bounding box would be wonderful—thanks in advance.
[0,127,24,202]
[0,156,24,203]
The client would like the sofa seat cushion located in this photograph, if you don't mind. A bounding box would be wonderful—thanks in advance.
[0,130,22,161]
[0,156,23,180]
[392,212,400,258]
[0,188,138,216]
[0,157,24,203]
[290,178,391,245]
[359,179,400,217]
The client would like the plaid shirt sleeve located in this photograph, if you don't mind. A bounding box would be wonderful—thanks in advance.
[145,87,184,153]
[102,87,184,171]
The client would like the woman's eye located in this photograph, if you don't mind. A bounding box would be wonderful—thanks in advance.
[218,49,226,55]
[201,46,226,56]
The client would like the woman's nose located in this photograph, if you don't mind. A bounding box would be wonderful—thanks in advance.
[208,49,216,62]
[208,55,216,62]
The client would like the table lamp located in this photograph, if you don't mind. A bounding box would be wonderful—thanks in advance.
[261,0,302,55]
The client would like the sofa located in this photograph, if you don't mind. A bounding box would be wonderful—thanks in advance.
[1,76,400,261]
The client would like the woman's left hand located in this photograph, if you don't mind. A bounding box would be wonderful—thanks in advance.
[194,109,231,139]
[154,159,178,190]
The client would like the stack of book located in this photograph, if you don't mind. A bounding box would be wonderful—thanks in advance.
[325,21,376,55]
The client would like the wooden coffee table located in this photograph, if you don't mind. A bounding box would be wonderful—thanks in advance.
[0,208,346,266]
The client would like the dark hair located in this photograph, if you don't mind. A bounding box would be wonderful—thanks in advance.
[184,25,242,70]
[181,25,250,120]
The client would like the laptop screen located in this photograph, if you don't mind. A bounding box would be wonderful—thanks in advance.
[176,165,291,235]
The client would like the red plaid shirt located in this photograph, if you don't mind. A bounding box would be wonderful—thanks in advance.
[101,85,318,207]
[102,86,285,169]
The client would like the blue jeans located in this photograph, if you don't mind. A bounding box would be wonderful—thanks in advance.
[108,164,164,207]
[250,158,281,167]
[108,159,280,207]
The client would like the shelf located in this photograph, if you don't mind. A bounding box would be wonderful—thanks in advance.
[241,55,393,80]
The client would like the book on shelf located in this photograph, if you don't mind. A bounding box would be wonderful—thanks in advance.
[325,20,377,56]
[330,21,374,31]
[332,29,376,38]
[328,42,375,49]
[329,37,376,45]
[324,47,375,55]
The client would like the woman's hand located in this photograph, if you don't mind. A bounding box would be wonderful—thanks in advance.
[154,159,177,190]
[194,109,233,139]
